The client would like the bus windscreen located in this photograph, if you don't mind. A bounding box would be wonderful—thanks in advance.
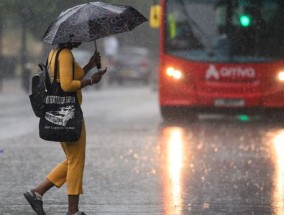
[165,0,284,62]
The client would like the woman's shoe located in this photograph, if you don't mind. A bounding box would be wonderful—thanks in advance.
[23,190,46,215]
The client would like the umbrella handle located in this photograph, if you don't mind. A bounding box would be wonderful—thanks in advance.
[94,40,102,70]
[94,40,98,52]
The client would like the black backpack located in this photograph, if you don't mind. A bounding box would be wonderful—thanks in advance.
[29,49,63,117]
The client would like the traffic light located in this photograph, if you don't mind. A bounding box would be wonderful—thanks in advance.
[239,14,252,27]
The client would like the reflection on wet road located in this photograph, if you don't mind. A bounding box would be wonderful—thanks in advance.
[158,119,284,214]
[269,130,284,215]
[160,127,187,215]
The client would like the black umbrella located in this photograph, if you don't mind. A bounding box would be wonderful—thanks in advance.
[42,2,148,46]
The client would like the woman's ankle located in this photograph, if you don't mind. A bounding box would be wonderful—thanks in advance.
[68,195,80,214]
[33,179,54,196]
[32,189,43,199]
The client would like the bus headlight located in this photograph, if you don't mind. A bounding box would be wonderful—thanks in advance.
[277,71,284,82]
[166,67,182,80]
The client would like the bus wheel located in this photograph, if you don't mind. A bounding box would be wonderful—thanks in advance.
[160,107,175,121]
[160,106,197,122]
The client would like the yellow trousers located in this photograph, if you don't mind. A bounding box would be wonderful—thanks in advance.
[46,122,86,195]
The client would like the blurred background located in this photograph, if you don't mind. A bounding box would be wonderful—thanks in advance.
[3,2,284,214]
[0,0,159,93]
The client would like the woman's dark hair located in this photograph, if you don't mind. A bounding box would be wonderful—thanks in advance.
[58,42,81,49]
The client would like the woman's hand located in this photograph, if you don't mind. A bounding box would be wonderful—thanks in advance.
[80,67,107,88]
[83,51,102,73]
[89,51,101,68]
[91,67,108,84]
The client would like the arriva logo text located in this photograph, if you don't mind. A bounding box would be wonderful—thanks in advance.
[205,65,256,80]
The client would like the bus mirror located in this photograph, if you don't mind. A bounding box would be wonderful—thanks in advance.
[150,5,161,28]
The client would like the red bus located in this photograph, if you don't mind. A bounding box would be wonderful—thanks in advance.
[150,0,284,121]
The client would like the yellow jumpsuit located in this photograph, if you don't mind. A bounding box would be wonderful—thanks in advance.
[45,48,86,195]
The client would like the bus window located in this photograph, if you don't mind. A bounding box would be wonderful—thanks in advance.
[164,0,284,62]
[165,3,204,52]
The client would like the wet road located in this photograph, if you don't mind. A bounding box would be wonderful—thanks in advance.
[1,83,284,214]
[158,120,283,215]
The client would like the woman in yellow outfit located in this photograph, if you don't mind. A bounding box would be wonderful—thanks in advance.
[24,42,107,215]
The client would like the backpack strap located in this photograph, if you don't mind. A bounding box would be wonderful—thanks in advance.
[47,49,57,70]
[53,48,64,83]
[53,48,75,83]
[44,59,48,68]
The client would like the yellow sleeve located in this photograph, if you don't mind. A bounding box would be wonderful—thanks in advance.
[58,49,82,92]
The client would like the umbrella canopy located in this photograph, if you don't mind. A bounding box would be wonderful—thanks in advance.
[42,2,148,45]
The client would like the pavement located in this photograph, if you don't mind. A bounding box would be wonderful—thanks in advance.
[3,78,283,215]
[0,78,163,215]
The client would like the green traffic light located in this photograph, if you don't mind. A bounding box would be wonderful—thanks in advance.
[239,14,251,27]
[238,115,249,122]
